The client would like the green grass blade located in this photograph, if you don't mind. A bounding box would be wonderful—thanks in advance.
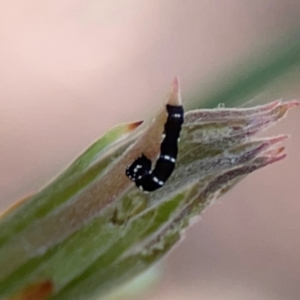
[190,30,300,108]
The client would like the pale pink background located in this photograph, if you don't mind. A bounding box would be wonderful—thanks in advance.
[1,1,300,300]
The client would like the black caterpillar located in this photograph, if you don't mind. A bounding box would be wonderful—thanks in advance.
[126,104,184,192]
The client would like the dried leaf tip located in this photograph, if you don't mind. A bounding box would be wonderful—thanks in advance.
[166,76,182,107]
[9,280,53,300]
[127,120,143,131]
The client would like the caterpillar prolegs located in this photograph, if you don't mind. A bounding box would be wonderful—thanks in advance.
[125,104,184,192]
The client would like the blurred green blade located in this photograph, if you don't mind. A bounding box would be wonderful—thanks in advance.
[190,31,300,108]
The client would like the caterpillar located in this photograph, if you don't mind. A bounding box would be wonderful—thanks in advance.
[125,104,184,192]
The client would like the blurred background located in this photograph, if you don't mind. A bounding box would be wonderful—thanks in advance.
[1,1,300,299]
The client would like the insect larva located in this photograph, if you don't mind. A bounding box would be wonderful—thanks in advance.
[126,104,184,192]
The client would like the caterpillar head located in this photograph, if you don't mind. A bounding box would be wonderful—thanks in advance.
[125,154,152,182]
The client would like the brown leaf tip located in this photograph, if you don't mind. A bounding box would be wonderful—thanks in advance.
[127,120,143,131]
[9,280,54,300]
